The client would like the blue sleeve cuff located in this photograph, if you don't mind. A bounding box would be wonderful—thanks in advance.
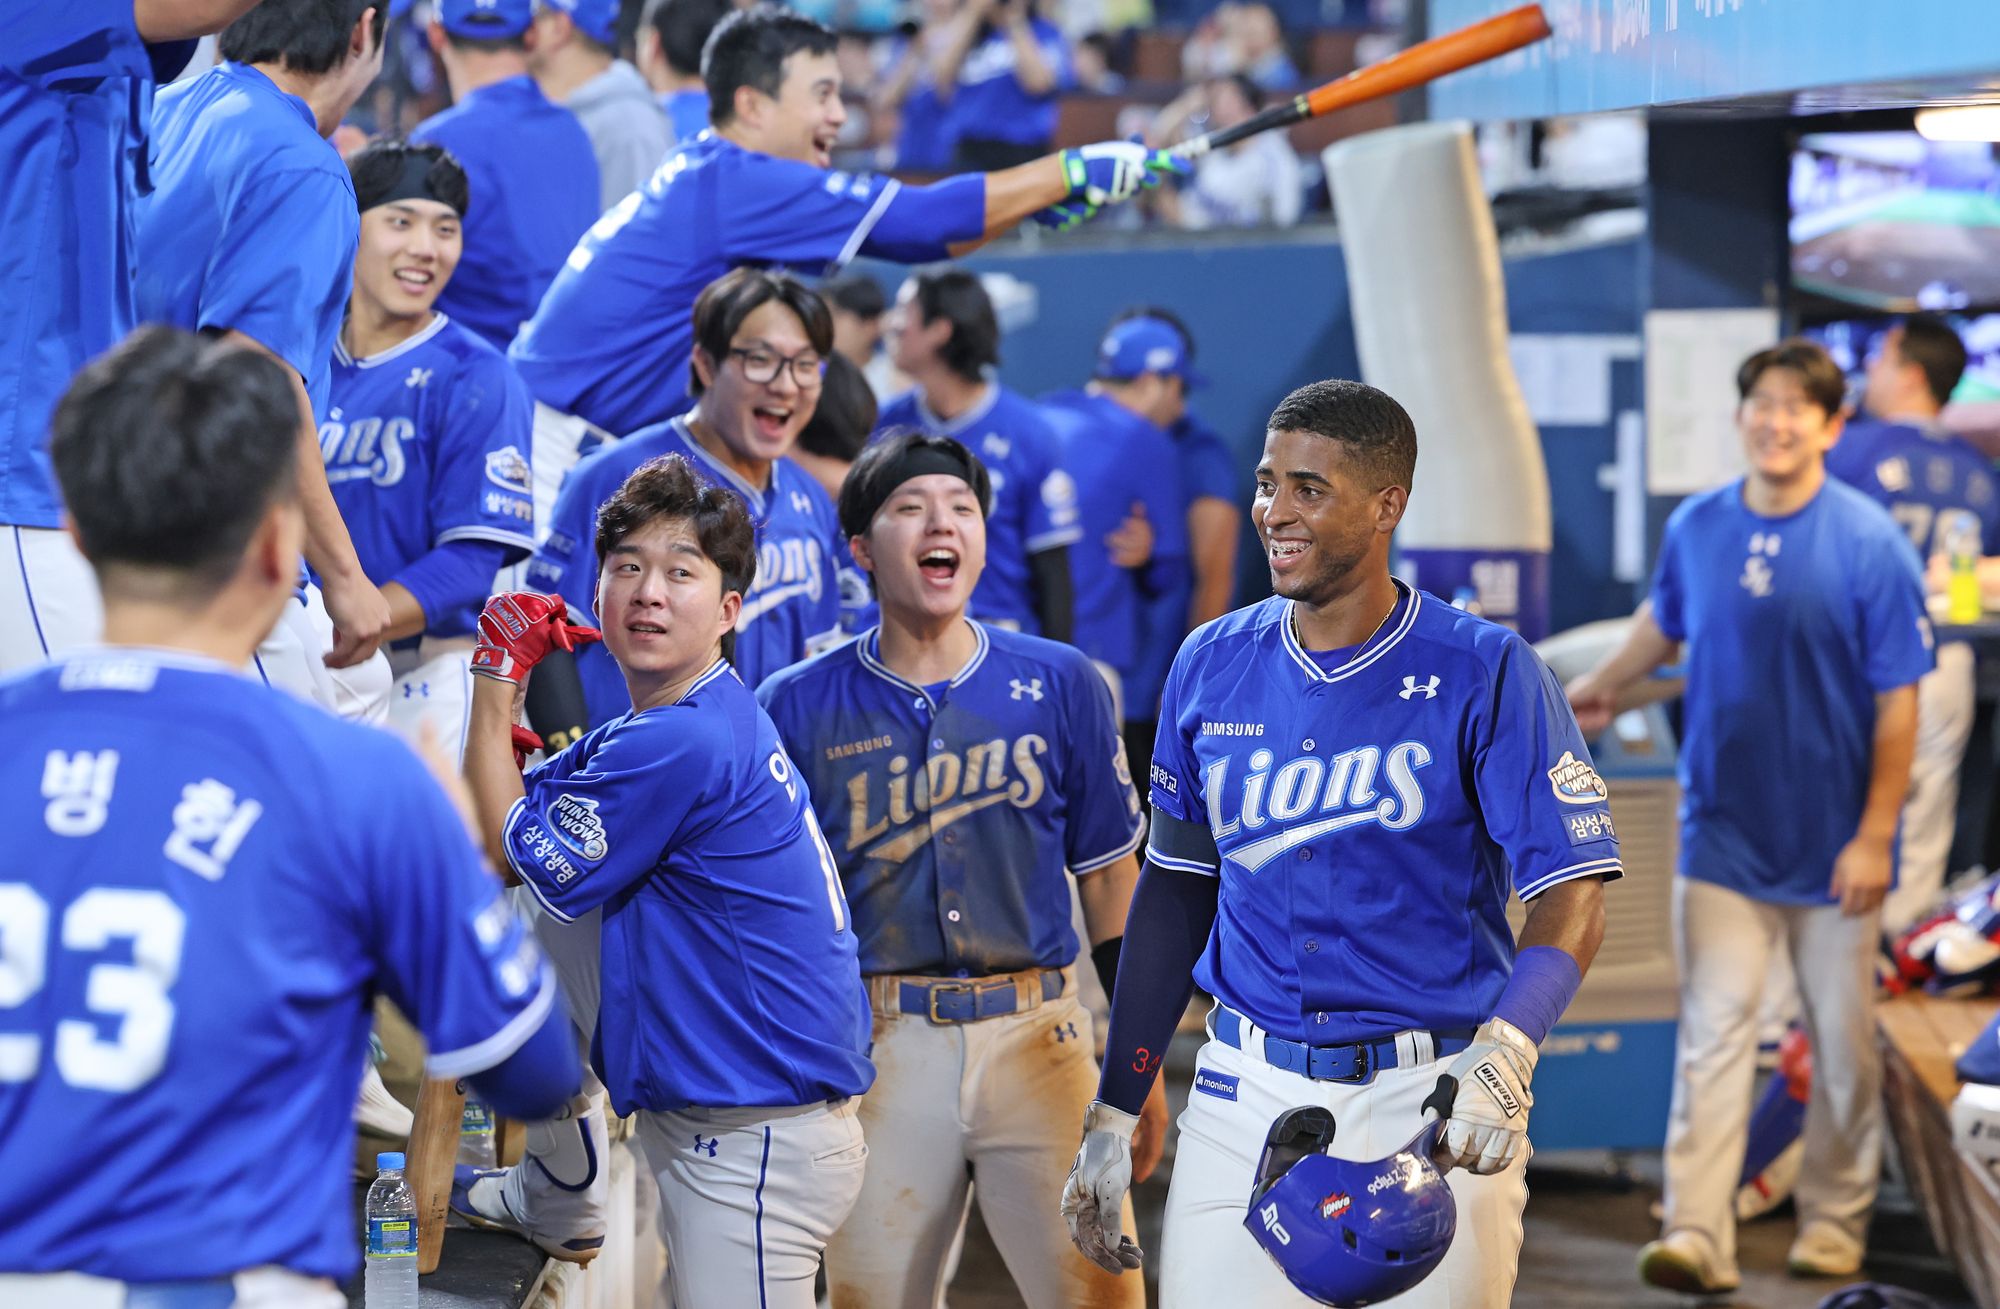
[862,173,987,262]
[392,538,514,631]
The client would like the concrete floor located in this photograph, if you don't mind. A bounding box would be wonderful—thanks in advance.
[942,1058,1976,1309]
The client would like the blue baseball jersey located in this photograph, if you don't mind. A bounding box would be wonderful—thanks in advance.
[662,91,709,143]
[759,623,1142,977]
[1039,389,1188,682]
[0,649,558,1281]
[1132,410,1239,718]
[509,132,984,436]
[945,18,1072,149]
[1826,417,2000,560]
[411,75,600,353]
[0,3,153,528]
[1650,478,1933,903]
[324,314,537,638]
[138,62,357,422]
[505,659,873,1114]
[876,385,1081,633]
[527,417,849,719]
[1146,585,1623,1043]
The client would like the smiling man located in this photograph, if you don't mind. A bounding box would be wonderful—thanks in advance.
[324,139,536,753]
[461,457,873,1309]
[1063,379,1617,1309]
[758,431,1159,1309]
[1569,340,1931,1294]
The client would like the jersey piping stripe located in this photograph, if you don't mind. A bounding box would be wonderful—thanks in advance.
[1279,580,1421,684]
[425,967,558,1078]
[1070,818,1145,875]
[853,621,991,708]
[14,528,50,657]
[438,524,536,552]
[1517,857,1623,901]
[831,178,903,271]
[753,1125,773,1309]
[332,312,450,368]
[914,381,1001,436]
[1145,846,1220,876]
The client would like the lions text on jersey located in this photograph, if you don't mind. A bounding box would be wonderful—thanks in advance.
[1146,584,1623,1043]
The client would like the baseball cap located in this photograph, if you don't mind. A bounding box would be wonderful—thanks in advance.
[539,0,619,46]
[1094,316,1207,389]
[437,0,534,39]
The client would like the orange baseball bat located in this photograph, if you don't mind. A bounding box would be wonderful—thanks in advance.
[1181,4,1551,158]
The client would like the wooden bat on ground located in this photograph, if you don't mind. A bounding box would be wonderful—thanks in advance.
[407,1075,469,1275]
[1180,4,1552,159]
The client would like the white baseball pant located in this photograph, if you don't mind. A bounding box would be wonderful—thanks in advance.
[1159,1020,1526,1309]
[0,1267,343,1308]
[383,636,478,762]
[1659,875,1882,1279]
[497,402,617,593]
[1883,640,1976,933]
[637,1097,867,1309]
[824,970,1141,1309]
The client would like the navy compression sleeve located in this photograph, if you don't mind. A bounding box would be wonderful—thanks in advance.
[1095,859,1219,1114]
[464,996,581,1120]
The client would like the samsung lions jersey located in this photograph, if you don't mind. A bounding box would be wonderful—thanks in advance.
[0,650,557,1281]
[528,417,849,719]
[876,385,1081,634]
[324,315,536,637]
[1826,417,2000,561]
[759,624,1141,977]
[1146,584,1623,1044]
[505,659,873,1114]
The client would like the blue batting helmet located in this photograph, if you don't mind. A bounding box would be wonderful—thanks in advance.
[1243,1079,1459,1307]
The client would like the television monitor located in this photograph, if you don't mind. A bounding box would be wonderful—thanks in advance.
[1804,313,2000,452]
[1790,132,2000,314]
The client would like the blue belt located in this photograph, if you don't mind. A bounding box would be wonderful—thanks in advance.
[899,970,1065,1024]
[1213,1005,1474,1085]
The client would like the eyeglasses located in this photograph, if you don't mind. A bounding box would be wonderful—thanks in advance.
[729,346,826,388]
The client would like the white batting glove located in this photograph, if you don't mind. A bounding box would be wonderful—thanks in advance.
[1437,1017,1538,1174]
[1060,1101,1143,1274]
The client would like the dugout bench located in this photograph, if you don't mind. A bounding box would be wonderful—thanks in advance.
[1877,990,2000,1309]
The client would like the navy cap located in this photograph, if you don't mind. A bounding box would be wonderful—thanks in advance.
[438,0,534,38]
[1094,316,1206,389]
[540,0,619,45]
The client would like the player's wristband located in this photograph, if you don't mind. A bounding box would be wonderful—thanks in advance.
[1492,945,1582,1046]
[1090,935,1123,1002]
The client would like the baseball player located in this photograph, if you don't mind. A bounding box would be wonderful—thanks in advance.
[524,268,853,738]
[758,432,1164,1309]
[324,139,538,752]
[529,0,673,211]
[877,269,1082,640]
[0,0,262,675]
[506,4,1185,546]
[413,0,601,352]
[0,327,578,1306]
[1063,379,1620,1309]
[136,0,396,717]
[1569,340,1930,1293]
[637,0,730,141]
[1826,314,1998,932]
[460,455,874,1309]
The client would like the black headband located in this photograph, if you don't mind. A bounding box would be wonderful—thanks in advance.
[845,443,986,537]
[358,152,462,217]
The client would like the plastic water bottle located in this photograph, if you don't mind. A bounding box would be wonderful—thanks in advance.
[1945,509,1983,625]
[364,1151,418,1309]
[458,1096,497,1168]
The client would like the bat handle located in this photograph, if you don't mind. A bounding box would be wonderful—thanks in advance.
[1179,133,1216,161]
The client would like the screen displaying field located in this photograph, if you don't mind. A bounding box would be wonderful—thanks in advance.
[1791,133,2000,313]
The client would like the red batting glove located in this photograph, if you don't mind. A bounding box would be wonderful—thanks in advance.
[471,592,602,685]
[510,725,545,771]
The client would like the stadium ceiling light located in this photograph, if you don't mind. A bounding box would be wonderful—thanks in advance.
[1914,106,2000,142]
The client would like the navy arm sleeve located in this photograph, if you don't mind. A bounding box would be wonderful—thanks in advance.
[1095,854,1219,1114]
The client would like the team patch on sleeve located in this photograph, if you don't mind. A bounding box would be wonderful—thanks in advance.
[1547,751,1609,806]
[485,444,531,492]
[1563,809,1617,846]
[547,793,608,862]
[1193,1067,1238,1101]
[1150,762,1178,796]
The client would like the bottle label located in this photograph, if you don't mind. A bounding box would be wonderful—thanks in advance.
[461,1100,495,1137]
[368,1215,418,1258]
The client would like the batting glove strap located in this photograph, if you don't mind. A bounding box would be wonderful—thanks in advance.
[1438,1017,1538,1175]
[470,642,528,685]
[1061,1101,1143,1274]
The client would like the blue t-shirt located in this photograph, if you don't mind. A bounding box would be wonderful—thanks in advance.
[0,3,154,528]
[662,90,709,142]
[1826,416,2000,560]
[883,37,954,171]
[509,132,985,436]
[946,19,1071,149]
[1649,478,1934,903]
[411,75,600,352]
[526,417,850,718]
[760,623,1142,977]
[876,384,1080,634]
[1146,585,1623,1043]
[505,659,873,1114]
[1132,410,1239,719]
[1039,388,1188,683]
[138,63,357,423]
[0,649,558,1280]
[324,315,536,638]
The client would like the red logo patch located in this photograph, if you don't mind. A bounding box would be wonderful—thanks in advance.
[1319,1191,1351,1220]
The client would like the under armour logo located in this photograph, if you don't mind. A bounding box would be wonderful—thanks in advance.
[1748,532,1780,557]
[1399,675,1439,700]
[1054,1021,1077,1043]
[791,491,813,515]
[692,1135,718,1157]
[401,681,430,699]
[405,367,433,389]
[1010,678,1043,701]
